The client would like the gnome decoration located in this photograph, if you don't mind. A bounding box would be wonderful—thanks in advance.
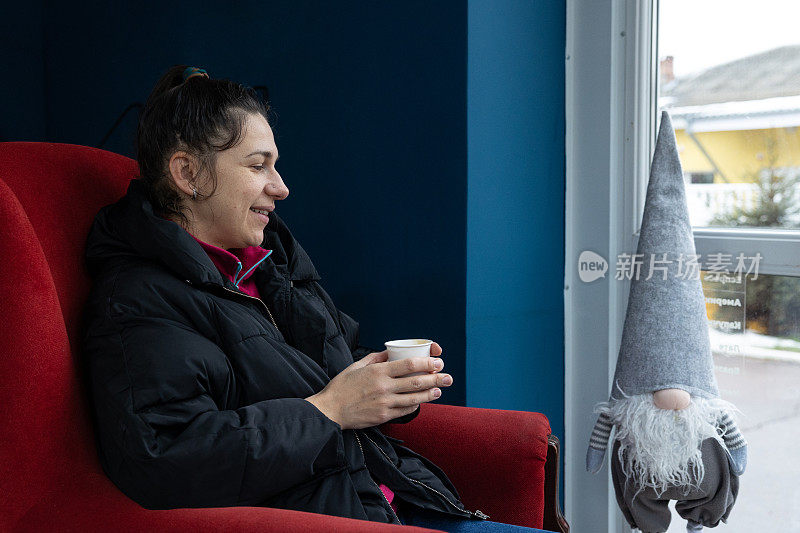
[586,111,747,533]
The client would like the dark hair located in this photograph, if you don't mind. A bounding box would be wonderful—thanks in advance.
[135,65,270,228]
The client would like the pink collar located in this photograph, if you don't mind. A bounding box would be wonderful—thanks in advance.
[190,235,272,288]
[157,215,272,288]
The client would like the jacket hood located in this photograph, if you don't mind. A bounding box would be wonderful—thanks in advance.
[85,178,321,285]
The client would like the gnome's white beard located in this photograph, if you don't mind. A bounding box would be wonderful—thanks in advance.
[597,393,733,498]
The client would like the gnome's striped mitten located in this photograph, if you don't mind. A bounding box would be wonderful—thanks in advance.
[586,411,613,473]
[718,410,747,475]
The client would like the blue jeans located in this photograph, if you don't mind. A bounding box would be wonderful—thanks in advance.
[396,505,554,533]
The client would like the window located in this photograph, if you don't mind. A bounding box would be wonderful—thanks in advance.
[657,2,800,531]
[687,171,714,185]
[659,1,800,231]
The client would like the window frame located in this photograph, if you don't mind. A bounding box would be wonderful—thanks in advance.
[693,228,800,277]
[566,0,655,530]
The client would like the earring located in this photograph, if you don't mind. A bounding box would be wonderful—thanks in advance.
[192,187,197,200]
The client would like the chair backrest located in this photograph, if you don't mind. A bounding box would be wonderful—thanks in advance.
[0,142,136,527]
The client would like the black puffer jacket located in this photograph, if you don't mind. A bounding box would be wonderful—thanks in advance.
[81,178,488,524]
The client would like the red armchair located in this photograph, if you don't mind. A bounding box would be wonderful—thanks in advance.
[0,142,567,533]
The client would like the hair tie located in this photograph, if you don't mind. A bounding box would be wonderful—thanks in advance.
[182,67,209,82]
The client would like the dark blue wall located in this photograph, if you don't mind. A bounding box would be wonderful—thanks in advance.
[467,0,566,502]
[1,0,565,461]
[467,0,565,447]
[1,2,46,141]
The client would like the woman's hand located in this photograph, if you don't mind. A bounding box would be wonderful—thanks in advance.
[305,342,452,430]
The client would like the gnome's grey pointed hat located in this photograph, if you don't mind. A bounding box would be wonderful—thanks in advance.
[610,111,719,401]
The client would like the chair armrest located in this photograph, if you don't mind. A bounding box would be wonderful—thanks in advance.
[543,435,569,533]
[380,403,551,530]
[16,472,444,533]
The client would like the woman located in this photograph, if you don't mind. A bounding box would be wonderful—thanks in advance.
[82,65,546,532]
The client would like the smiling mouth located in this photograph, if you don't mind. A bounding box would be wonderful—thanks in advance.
[249,208,270,225]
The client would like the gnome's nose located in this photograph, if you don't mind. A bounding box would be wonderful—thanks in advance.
[653,388,691,410]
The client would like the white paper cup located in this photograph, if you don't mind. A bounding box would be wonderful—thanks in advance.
[384,339,434,377]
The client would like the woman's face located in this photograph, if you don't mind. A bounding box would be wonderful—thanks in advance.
[175,112,289,249]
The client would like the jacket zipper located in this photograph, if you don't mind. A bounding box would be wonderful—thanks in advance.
[358,430,490,521]
[353,431,402,523]
[219,285,280,331]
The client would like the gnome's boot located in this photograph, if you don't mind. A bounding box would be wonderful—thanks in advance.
[686,520,703,532]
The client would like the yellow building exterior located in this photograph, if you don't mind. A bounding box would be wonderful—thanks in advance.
[675,126,800,183]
